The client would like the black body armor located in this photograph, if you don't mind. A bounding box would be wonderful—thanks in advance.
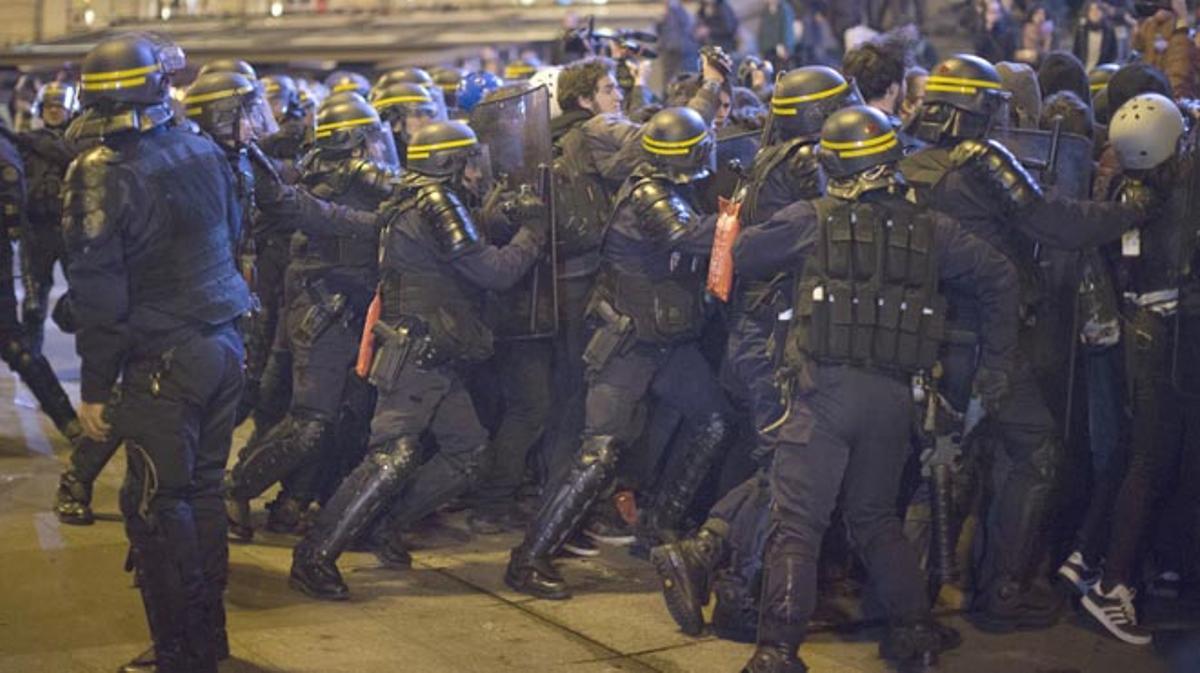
[785,193,946,375]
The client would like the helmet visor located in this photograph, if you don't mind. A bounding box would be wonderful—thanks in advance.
[240,94,280,142]
[361,123,401,169]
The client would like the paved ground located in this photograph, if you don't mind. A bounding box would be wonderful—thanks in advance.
[0,290,1193,673]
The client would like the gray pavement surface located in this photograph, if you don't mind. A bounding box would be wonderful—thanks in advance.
[0,281,1188,673]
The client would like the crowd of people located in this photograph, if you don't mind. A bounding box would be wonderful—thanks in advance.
[1,0,1199,672]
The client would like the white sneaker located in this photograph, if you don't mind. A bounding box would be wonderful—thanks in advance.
[1057,551,1101,595]
[1082,582,1152,646]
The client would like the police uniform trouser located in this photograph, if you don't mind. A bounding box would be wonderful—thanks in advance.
[20,220,64,353]
[115,325,243,673]
[761,365,928,646]
[321,363,489,551]
[470,339,553,512]
[227,283,362,503]
[941,344,1060,593]
[542,274,593,484]
[724,306,787,458]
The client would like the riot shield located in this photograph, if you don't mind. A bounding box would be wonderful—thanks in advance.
[469,85,558,339]
[989,125,1094,199]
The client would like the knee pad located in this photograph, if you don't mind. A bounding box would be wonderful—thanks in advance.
[376,435,421,473]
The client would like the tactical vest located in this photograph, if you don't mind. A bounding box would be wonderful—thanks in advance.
[294,161,385,271]
[602,175,708,345]
[21,130,70,225]
[124,129,249,326]
[785,194,946,375]
[1114,173,1200,302]
[377,196,494,364]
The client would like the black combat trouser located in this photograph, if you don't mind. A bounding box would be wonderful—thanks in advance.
[20,220,65,354]
[115,325,243,673]
[470,339,553,512]
[760,365,928,645]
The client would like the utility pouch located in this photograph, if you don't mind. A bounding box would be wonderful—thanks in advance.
[296,280,347,347]
[582,299,634,374]
[368,320,423,392]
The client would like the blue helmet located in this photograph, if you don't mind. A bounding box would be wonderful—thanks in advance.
[456,71,502,113]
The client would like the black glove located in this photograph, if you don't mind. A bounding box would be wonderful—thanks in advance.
[247,142,286,206]
[504,190,550,240]
[949,138,1043,216]
[971,366,1011,416]
[700,45,733,82]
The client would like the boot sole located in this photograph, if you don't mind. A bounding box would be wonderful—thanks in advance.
[1081,595,1152,646]
[649,546,704,637]
[503,569,571,601]
[288,575,349,602]
[55,511,95,526]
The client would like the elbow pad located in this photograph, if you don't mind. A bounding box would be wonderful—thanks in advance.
[630,178,694,242]
[417,184,480,256]
[345,158,399,204]
[949,139,1043,216]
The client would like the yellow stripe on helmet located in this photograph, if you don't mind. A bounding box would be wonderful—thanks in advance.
[926,75,1001,90]
[406,137,478,160]
[836,137,899,158]
[820,130,897,152]
[314,116,376,138]
[372,95,432,109]
[81,63,161,83]
[642,131,707,150]
[332,81,363,93]
[80,76,149,92]
[186,84,255,105]
[771,81,849,107]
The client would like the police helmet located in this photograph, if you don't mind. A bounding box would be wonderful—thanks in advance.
[406,120,479,178]
[503,57,539,81]
[1109,93,1184,171]
[770,66,863,140]
[457,71,502,113]
[262,74,303,121]
[325,70,371,97]
[185,70,278,146]
[376,67,435,91]
[79,32,185,108]
[641,107,714,184]
[817,105,904,180]
[370,82,441,142]
[198,58,258,81]
[1088,63,1119,99]
[431,67,464,108]
[313,92,399,168]
[911,54,1009,143]
[33,81,81,127]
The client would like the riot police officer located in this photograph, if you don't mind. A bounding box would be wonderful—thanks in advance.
[18,80,80,354]
[65,33,251,673]
[369,81,444,160]
[326,70,371,97]
[649,65,859,638]
[288,120,549,600]
[506,107,733,600]
[900,54,1151,631]
[0,117,80,445]
[732,104,1020,672]
[261,73,314,166]
[224,93,397,539]
[197,58,258,81]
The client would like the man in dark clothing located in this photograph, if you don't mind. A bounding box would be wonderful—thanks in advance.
[65,34,251,673]
[289,120,549,600]
[902,53,1152,631]
[732,104,1019,673]
[506,106,733,600]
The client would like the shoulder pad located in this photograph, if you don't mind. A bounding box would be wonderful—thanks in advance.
[629,177,693,242]
[415,182,479,256]
[62,145,126,244]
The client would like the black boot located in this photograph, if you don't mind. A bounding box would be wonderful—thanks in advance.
[506,435,619,601]
[637,414,729,546]
[712,573,760,643]
[289,437,419,600]
[265,495,309,534]
[741,642,808,673]
[972,576,1061,632]
[650,520,730,636]
[225,415,328,541]
[55,470,95,525]
[879,618,960,668]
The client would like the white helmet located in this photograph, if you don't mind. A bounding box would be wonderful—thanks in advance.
[1110,93,1185,171]
[529,66,562,119]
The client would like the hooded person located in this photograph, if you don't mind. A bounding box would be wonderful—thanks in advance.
[1038,50,1091,103]
[997,61,1044,128]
